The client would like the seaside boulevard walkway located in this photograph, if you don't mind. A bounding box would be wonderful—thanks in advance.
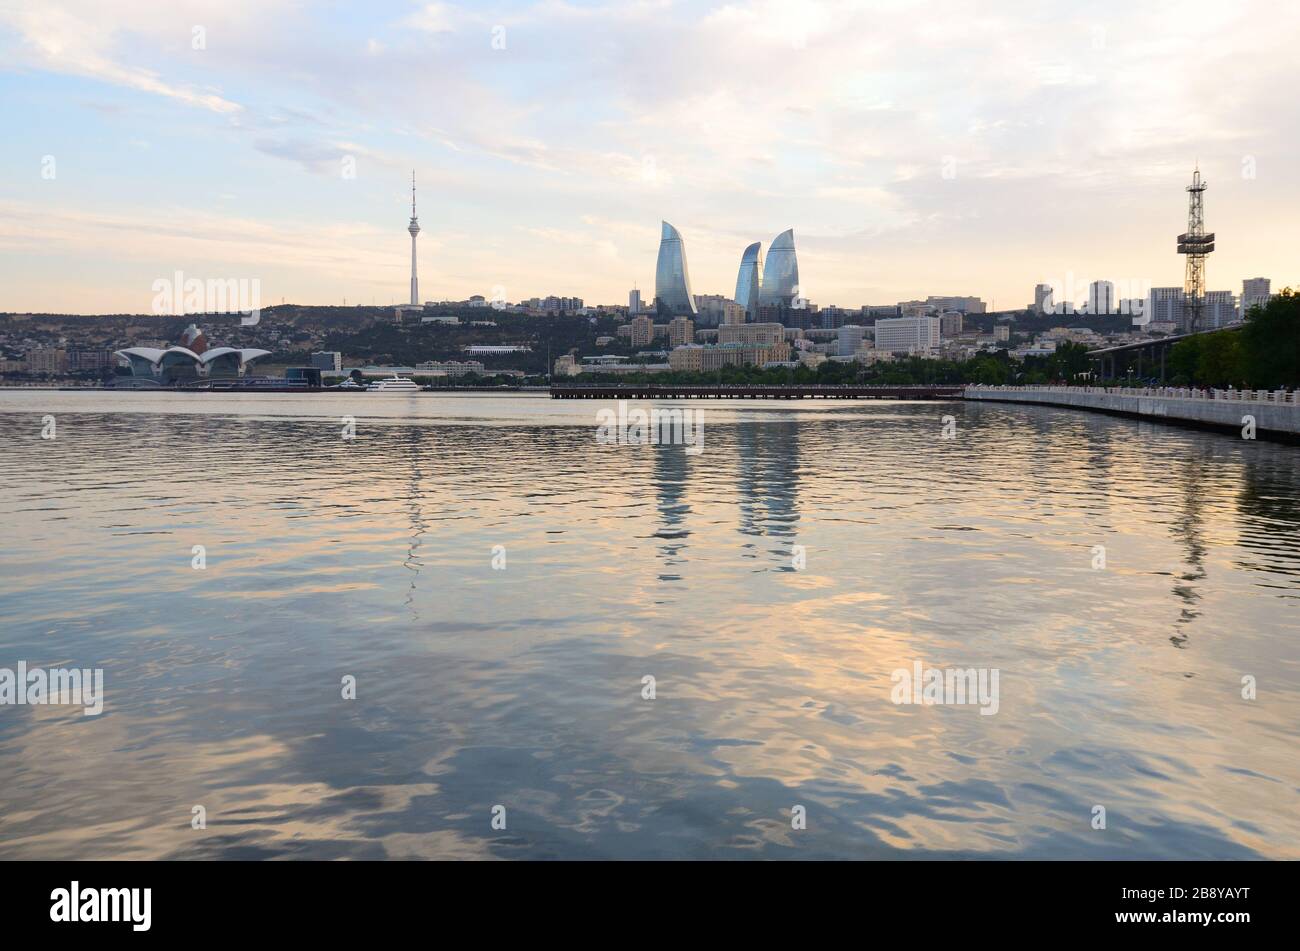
[964,385,1300,440]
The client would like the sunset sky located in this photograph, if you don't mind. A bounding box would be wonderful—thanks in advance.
[2,0,1297,314]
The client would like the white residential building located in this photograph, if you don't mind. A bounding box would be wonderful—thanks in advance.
[874,316,941,354]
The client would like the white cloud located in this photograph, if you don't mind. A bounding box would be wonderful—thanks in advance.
[2,0,1298,310]
[0,0,250,113]
[402,2,458,34]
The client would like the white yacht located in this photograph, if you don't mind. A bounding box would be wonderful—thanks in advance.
[365,374,420,393]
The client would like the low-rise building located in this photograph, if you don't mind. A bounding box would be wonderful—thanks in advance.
[717,322,786,347]
[416,360,487,376]
[67,350,116,372]
[668,341,792,372]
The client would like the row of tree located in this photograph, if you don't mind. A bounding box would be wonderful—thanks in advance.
[1165,290,1298,389]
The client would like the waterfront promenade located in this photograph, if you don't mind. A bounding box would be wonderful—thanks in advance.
[964,385,1300,439]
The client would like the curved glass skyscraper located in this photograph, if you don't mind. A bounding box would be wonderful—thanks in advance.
[734,242,763,318]
[758,228,799,307]
[654,221,697,315]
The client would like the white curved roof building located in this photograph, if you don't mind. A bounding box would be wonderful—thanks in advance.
[115,346,271,381]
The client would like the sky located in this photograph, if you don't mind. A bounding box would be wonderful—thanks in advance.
[1,0,1297,315]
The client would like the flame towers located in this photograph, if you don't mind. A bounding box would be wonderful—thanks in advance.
[649,221,800,323]
[758,228,799,308]
[735,242,763,319]
[654,221,697,315]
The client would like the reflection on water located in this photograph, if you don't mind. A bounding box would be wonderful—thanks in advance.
[0,391,1296,859]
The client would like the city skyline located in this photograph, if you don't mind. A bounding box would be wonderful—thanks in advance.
[2,0,1299,314]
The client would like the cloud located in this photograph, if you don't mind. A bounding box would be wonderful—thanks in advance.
[2,0,1299,310]
[0,0,244,113]
[402,2,458,34]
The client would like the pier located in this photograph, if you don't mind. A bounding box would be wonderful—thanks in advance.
[549,383,965,400]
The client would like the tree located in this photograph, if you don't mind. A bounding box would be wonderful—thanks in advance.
[1239,289,1299,388]
[1167,336,1201,385]
[1195,331,1244,388]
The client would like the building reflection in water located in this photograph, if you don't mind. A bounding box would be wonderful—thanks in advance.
[1234,454,1300,579]
[734,419,800,568]
[402,427,428,619]
[651,437,691,580]
[1167,453,1211,647]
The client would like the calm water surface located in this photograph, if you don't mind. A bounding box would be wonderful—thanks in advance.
[0,390,1296,859]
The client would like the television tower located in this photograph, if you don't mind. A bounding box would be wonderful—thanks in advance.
[408,170,420,306]
[1177,166,1214,333]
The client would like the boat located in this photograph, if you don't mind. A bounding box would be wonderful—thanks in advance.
[365,374,421,393]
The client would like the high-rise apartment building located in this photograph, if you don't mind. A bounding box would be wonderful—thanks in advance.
[693,294,744,328]
[1146,287,1185,327]
[667,316,695,348]
[630,315,655,347]
[1033,283,1053,315]
[26,349,69,374]
[1241,278,1271,317]
[1204,290,1237,330]
[1088,281,1115,315]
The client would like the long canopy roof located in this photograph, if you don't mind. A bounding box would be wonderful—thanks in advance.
[115,346,271,366]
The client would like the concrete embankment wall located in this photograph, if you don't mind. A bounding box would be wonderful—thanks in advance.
[963,387,1300,442]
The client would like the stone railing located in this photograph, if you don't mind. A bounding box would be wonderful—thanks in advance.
[965,385,1299,405]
